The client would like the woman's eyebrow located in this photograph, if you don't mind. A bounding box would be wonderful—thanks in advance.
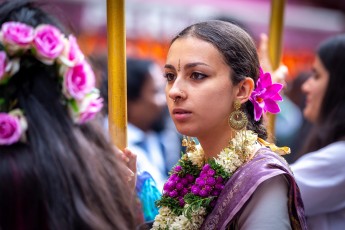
[164,64,176,70]
[184,62,209,69]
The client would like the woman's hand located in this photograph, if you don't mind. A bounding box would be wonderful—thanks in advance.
[115,147,137,192]
[258,33,288,87]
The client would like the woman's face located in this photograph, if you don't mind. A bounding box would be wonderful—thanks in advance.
[302,55,329,123]
[164,37,238,138]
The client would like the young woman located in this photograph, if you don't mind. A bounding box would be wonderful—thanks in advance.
[291,34,345,230]
[0,1,136,229]
[151,20,307,229]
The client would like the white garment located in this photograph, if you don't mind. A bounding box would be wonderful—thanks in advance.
[291,141,345,230]
[238,175,291,230]
[128,123,167,191]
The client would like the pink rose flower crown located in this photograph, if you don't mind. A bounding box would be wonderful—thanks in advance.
[0,21,103,146]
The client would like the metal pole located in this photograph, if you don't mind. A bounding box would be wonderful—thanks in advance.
[267,0,285,143]
[106,0,127,149]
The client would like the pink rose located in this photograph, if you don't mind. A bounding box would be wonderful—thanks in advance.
[0,113,22,145]
[68,91,104,124]
[0,51,18,82]
[33,24,64,64]
[78,93,104,124]
[0,21,34,53]
[63,61,95,100]
[0,51,8,80]
[59,35,84,67]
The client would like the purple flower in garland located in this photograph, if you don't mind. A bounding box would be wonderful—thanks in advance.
[249,68,283,121]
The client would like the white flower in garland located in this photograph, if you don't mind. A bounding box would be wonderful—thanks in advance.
[152,130,258,230]
[216,130,258,174]
[171,206,206,230]
[214,147,243,174]
[186,144,204,167]
[152,207,177,230]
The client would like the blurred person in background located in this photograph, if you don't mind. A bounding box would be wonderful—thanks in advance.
[101,57,181,222]
[126,57,168,222]
[284,72,313,160]
[261,33,345,230]
[290,34,345,230]
[0,1,136,229]
[126,57,180,189]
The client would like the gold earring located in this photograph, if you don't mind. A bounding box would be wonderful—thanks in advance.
[228,101,250,161]
[182,135,196,152]
[228,100,248,131]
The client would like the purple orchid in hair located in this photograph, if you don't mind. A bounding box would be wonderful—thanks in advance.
[249,68,283,121]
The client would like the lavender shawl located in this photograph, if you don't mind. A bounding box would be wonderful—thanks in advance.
[201,148,307,230]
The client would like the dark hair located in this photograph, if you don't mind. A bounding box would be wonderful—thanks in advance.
[171,20,267,139]
[127,58,154,101]
[98,57,155,113]
[0,1,136,229]
[302,34,345,154]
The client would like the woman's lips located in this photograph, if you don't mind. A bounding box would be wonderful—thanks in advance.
[172,108,192,121]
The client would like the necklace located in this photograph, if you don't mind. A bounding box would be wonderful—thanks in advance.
[152,130,258,230]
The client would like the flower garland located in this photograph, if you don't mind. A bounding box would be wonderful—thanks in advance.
[0,21,103,145]
[152,130,258,230]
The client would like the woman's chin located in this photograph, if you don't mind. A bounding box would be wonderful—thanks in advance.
[176,127,196,137]
[303,108,317,124]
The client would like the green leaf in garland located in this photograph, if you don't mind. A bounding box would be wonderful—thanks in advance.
[0,98,5,111]
[183,193,214,219]
[68,99,79,113]
[0,77,10,85]
[178,158,201,177]
[208,159,231,179]
[155,196,183,216]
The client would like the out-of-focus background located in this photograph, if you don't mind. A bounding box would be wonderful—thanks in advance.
[7,0,345,161]
[26,0,345,80]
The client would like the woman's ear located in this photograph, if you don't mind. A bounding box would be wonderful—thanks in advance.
[235,77,254,104]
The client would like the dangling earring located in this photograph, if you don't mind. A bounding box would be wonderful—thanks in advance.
[182,135,197,152]
[228,100,248,131]
[228,100,250,161]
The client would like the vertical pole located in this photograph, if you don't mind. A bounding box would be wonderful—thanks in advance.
[107,0,127,149]
[267,0,285,143]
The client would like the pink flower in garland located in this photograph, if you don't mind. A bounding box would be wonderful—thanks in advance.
[33,24,64,64]
[68,90,103,124]
[63,60,96,100]
[249,68,283,121]
[0,51,9,80]
[0,21,35,53]
[78,95,103,124]
[59,35,84,67]
[0,112,22,145]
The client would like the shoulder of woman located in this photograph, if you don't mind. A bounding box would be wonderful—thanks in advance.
[295,141,345,162]
[318,141,345,153]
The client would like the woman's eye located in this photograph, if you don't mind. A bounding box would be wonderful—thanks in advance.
[311,73,319,80]
[191,72,207,80]
[164,73,176,81]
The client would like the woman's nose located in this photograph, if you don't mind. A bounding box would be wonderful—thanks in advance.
[168,81,186,103]
[301,78,311,94]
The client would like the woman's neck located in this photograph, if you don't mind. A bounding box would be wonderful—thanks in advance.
[197,128,234,159]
